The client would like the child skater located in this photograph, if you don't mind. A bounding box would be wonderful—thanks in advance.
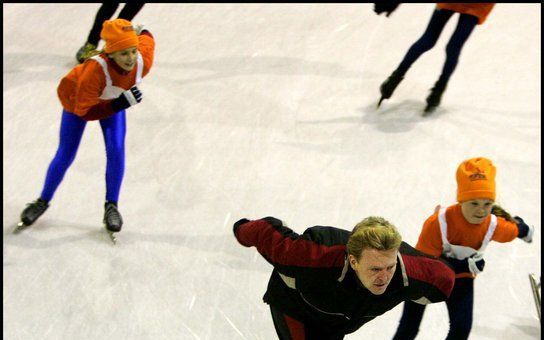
[392,157,534,340]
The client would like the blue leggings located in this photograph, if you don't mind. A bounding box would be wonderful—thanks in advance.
[40,109,126,203]
[395,9,479,87]
[392,278,475,340]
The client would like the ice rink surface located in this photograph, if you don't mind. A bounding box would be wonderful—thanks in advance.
[3,4,541,340]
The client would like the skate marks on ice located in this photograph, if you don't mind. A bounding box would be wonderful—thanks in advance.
[156,56,362,85]
[472,319,541,339]
[3,52,79,91]
[373,98,446,117]
[4,219,121,248]
[359,99,446,133]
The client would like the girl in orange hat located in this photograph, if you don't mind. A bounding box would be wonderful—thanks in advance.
[392,157,534,340]
[18,19,155,239]
[76,2,145,63]
[377,3,495,113]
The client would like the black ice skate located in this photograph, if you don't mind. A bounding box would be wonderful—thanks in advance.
[17,198,49,231]
[378,70,404,107]
[424,82,447,114]
[103,202,123,244]
[529,273,541,322]
[75,42,98,64]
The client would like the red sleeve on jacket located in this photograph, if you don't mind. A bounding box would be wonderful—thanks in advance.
[401,253,455,301]
[235,218,346,269]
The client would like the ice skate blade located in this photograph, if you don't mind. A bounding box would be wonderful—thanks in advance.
[106,230,117,245]
[423,106,437,116]
[377,96,385,108]
[529,273,541,322]
[13,222,29,234]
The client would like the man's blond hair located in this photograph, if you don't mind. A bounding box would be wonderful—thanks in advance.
[346,216,402,260]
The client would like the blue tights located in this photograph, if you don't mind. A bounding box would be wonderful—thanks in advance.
[40,109,126,203]
[395,9,479,87]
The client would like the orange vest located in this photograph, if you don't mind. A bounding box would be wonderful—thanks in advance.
[416,204,518,278]
[437,3,495,25]
[57,34,155,117]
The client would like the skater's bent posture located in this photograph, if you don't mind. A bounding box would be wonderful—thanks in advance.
[392,157,534,340]
[19,19,155,233]
[234,215,456,339]
[377,3,495,112]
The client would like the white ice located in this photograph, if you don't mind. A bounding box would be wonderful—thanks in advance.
[3,4,541,340]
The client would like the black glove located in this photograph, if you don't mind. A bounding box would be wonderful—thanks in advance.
[374,0,401,17]
[442,255,485,274]
[111,86,143,112]
[233,218,250,235]
[514,216,534,243]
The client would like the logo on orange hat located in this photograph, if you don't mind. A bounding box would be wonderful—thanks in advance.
[468,172,487,181]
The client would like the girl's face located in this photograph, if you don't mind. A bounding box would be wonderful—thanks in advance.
[460,199,494,224]
[109,47,137,71]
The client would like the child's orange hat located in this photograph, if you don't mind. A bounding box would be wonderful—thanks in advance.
[456,157,496,202]
[100,19,139,54]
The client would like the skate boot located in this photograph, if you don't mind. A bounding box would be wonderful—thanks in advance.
[76,42,99,64]
[19,198,49,227]
[378,70,404,107]
[424,82,447,113]
[103,202,123,233]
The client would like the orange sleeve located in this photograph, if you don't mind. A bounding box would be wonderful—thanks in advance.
[57,61,107,117]
[491,217,519,243]
[138,32,155,78]
[415,214,444,257]
[72,62,107,117]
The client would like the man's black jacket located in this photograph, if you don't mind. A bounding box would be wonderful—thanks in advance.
[234,217,455,336]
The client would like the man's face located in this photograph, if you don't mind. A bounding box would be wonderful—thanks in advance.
[349,248,398,295]
[460,198,494,224]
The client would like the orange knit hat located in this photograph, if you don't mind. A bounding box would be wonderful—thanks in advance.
[100,19,139,54]
[456,157,496,202]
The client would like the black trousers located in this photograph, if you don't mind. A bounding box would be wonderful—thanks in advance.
[392,278,475,340]
[395,8,479,88]
[86,2,146,45]
[270,306,345,340]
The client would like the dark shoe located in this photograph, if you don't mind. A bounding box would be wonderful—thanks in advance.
[425,82,447,112]
[76,42,98,63]
[378,70,404,106]
[20,198,49,226]
[103,202,123,232]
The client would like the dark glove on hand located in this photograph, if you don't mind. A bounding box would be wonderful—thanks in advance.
[374,0,401,17]
[514,216,534,242]
[442,255,485,274]
[233,218,250,235]
[467,254,485,274]
[442,256,469,274]
[111,86,143,112]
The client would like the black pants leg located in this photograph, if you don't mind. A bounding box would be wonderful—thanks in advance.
[269,306,344,340]
[435,13,478,88]
[445,278,474,340]
[117,2,145,21]
[392,300,427,340]
[86,3,120,45]
[395,9,454,76]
